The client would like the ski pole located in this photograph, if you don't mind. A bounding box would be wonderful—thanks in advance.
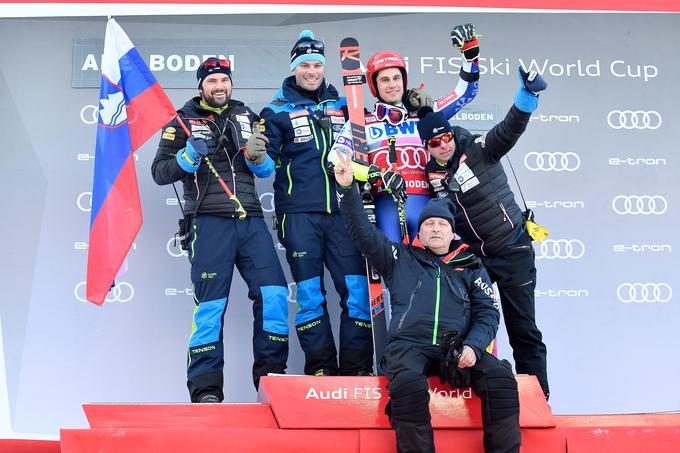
[387,136,409,243]
[174,114,247,220]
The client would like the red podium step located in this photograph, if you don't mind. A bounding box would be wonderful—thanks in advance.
[58,375,680,453]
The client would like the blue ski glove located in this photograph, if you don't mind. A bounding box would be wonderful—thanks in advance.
[176,136,209,173]
[514,66,547,113]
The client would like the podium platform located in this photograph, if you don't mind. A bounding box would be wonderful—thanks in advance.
[56,375,680,452]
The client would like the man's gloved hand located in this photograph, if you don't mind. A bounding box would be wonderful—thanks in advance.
[245,122,269,165]
[382,169,407,203]
[514,66,548,113]
[451,24,479,62]
[176,136,209,173]
[405,86,433,111]
[439,331,471,389]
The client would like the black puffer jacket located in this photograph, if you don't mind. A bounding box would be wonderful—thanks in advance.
[426,105,530,256]
[152,97,263,217]
[337,183,499,357]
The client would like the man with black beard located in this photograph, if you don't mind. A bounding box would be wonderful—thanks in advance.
[152,57,290,403]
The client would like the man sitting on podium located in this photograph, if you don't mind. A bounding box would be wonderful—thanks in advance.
[333,149,521,453]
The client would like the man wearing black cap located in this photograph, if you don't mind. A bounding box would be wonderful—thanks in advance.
[152,57,290,403]
[260,31,373,377]
[420,67,550,400]
[333,149,521,453]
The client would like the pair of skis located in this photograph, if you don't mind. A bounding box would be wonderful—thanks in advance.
[339,38,388,374]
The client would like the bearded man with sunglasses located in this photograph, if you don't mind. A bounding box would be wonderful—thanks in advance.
[421,67,551,400]
[152,57,290,403]
[330,24,480,244]
[260,31,373,377]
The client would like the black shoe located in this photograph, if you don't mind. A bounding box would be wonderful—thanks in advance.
[349,369,374,376]
[312,368,336,376]
[199,394,221,403]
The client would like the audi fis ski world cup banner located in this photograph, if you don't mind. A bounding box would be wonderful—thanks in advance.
[0,12,678,435]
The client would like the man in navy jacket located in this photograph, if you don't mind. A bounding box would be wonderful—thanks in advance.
[333,150,521,453]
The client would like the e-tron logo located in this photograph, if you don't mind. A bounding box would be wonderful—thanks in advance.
[536,239,585,260]
[524,152,580,172]
[612,195,667,215]
[616,283,672,303]
[259,192,275,213]
[607,110,662,130]
[77,192,92,212]
[74,281,134,303]
[166,236,187,258]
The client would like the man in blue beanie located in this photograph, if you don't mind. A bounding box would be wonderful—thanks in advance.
[333,149,521,453]
[260,31,373,377]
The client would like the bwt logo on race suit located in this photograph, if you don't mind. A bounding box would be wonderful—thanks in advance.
[607,110,662,130]
[524,152,580,172]
[617,283,672,303]
[74,281,134,303]
[536,239,585,260]
[612,195,668,215]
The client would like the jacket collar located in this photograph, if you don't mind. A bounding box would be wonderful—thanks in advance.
[275,75,339,106]
[410,237,480,269]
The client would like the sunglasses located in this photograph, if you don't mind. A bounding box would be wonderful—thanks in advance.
[374,102,408,126]
[427,131,454,148]
[295,40,325,52]
[203,58,230,69]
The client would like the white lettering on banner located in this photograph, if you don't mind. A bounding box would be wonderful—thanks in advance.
[419,56,510,76]
[75,242,136,251]
[77,153,138,162]
[148,54,234,72]
[612,195,667,215]
[305,388,348,400]
[613,244,672,253]
[77,192,92,212]
[405,180,430,190]
[164,288,194,297]
[610,60,658,82]
[429,387,473,399]
[524,152,580,172]
[166,237,187,258]
[536,239,585,260]
[526,200,585,209]
[303,386,471,400]
[609,157,666,166]
[452,112,494,121]
[74,281,134,303]
[535,289,589,298]
[259,192,275,213]
[519,58,601,77]
[530,114,580,123]
[607,111,662,130]
[80,105,98,124]
[166,198,185,206]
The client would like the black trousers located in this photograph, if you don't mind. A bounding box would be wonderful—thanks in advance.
[481,231,549,398]
[381,342,521,453]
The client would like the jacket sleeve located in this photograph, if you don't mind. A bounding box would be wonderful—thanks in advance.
[462,265,501,358]
[151,116,190,186]
[260,107,284,162]
[434,59,480,119]
[460,104,531,164]
[337,183,398,279]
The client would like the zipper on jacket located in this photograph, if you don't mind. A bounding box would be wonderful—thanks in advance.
[309,112,331,213]
[432,266,442,345]
[286,160,293,196]
[499,202,515,229]
[225,118,240,195]
[454,192,486,256]
[398,279,422,330]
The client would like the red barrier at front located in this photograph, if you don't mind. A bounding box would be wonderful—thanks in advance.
[83,403,277,429]
[258,374,554,429]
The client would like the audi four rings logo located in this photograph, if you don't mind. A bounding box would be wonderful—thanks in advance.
[259,192,275,213]
[607,110,662,130]
[373,147,428,170]
[536,239,585,260]
[524,152,580,172]
[616,283,672,303]
[612,195,668,215]
[74,281,134,303]
[77,192,92,212]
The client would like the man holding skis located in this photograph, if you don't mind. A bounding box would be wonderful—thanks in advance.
[331,24,481,243]
[152,57,289,403]
[260,31,373,377]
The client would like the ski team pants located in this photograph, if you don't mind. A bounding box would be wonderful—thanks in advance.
[277,212,373,375]
[382,342,521,453]
[481,230,550,399]
[187,215,289,403]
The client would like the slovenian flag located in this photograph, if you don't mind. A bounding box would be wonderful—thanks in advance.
[86,18,176,306]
